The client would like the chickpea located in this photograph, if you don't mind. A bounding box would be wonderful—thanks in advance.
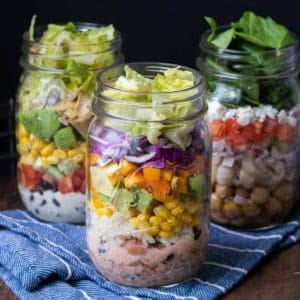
[211,211,228,224]
[272,182,294,203]
[235,187,250,199]
[223,202,243,219]
[238,169,256,189]
[216,165,235,185]
[250,186,270,205]
[242,202,261,217]
[210,193,223,212]
[230,217,248,227]
[215,184,233,199]
[264,197,283,216]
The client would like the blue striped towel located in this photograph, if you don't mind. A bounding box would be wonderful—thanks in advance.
[0,208,299,300]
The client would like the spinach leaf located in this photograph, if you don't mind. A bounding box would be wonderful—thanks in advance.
[203,11,297,109]
[232,11,294,49]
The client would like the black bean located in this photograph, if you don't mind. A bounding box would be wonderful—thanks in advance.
[35,208,39,214]
[193,227,202,240]
[53,198,60,207]
[30,194,34,202]
[162,253,174,264]
[40,199,47,206]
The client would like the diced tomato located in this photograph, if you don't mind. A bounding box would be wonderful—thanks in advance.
[224,118,241,133]
[209,120,226,140]
[72,174,83,192]
[58,175,74,194]
[73,164,86,179]
[242,123,265,142]
[264,117,279,135]
[20,164,43,190]
[276,124,298,143]
[225,131,248,146]
[80,178,86,194]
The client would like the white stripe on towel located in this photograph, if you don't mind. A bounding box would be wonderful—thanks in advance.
[209,243,266,255]
[203,261,247,274]
[40,245,73,281]
[212,223,282,240]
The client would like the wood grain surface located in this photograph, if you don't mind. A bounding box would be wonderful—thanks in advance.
[0,177,299,300]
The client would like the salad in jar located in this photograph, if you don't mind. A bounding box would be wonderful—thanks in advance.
[16,17,123,223]
[86,63,210,286]
[197,11,300,228]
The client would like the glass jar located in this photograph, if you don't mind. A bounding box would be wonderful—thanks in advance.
[197,27,300,229]
[16,22,123,223]
[86,62,211,287]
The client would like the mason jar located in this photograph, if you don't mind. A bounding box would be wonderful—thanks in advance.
[197,27,300,229]
[86,62,211,286]
[16,22,123,223]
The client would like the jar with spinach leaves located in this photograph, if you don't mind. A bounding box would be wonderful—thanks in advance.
[197,11,300,228]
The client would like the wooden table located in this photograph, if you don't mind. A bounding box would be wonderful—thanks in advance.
[0,177,299,300]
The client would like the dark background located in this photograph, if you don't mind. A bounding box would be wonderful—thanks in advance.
[1,0,299,175]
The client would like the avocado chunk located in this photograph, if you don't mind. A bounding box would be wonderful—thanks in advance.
[19,109,60,140]
[111,188,153,215]
[53,127,77,149]
[188,174,203,197]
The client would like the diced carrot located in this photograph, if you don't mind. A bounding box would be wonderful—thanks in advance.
[143,167,161,181]
[149,179,170,201]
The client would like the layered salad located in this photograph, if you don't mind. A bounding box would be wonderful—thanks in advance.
[201,11,300,227]
[16,19,120,223]
[86,65,210,286]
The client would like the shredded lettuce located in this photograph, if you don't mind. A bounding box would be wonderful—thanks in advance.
[102,66,198,147]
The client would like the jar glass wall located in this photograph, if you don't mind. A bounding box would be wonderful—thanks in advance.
[16,22,124,223]
[197,28,300,229]
[86,62,211,286]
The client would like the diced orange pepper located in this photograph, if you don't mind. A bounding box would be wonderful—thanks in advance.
[120,159,138,176]
[143,167,161,181]
[124,172,148,189]
[107,173,122,187]
[161,168,173,181]
[176,176,188,194]
[89,153,100,165]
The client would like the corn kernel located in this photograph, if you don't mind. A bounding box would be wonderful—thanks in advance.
[166,215,176,226]
[31,149,39,158]
[159,230,173,238]
[164,198,180,210]
[153,205,169,219]
[171,203,185,216]
[52,149,67,160]
[161,222,172,231]
[72,153,84,164]
[47,156,59,165]
[96,207,113,218]
[17,124,29,139]
[147,226,160,236]
[130,217,139,229]
[138,221,151,231]
[149,215,163,225]
[20,137,31,147]
[136,213,150,222]
[174,220,183,233]
[20,155,35,165]
[68,149,80,157]
[181,212,193,225]
[41,157,49,168]
[40,143,55,156]
[185,201,201,214]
